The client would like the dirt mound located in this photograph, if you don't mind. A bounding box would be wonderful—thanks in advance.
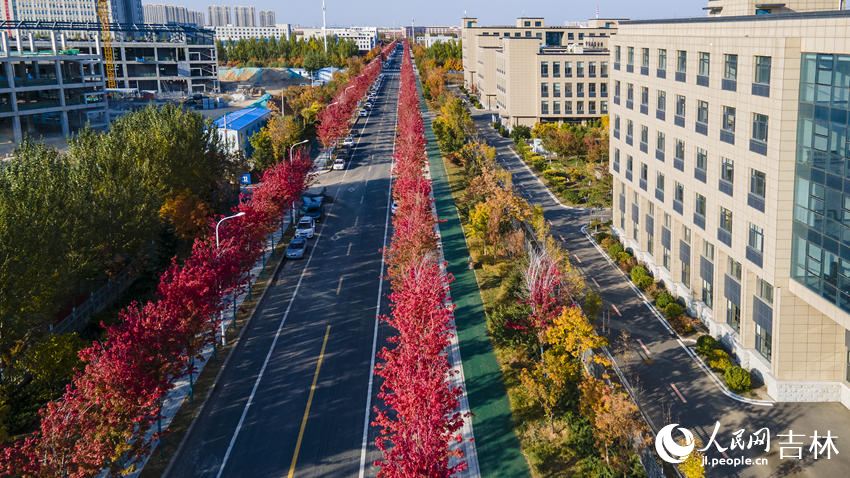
[219,67,303,90]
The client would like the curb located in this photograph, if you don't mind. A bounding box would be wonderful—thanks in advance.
[580,225,774,407]
[161,233,291,478]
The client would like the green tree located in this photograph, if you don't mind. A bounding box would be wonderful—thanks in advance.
[249,129,276,171]
[303,49,327,76]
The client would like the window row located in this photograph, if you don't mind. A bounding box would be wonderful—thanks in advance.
[540,60,609,78]
[540,82,608,98]
[541,100,608,115]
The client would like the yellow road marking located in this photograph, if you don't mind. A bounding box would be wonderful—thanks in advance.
[287,325,331,478]
[336,276,344,295]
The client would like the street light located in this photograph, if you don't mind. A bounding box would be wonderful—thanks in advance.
[290,139,309,161]
[215,211,245,345]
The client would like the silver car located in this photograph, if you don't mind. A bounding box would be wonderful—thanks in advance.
[286,237,307,259]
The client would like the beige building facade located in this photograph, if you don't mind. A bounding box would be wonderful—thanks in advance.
[462,16,622,127]
[609,2,850,407]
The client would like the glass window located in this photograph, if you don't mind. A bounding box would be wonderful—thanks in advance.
[699,52,710,77]
[755,323,771,361]
[728,258,742,281]
[726,299,741,331]
[565,101,572,114]
[641,125,648,144]
[615,45,621,63]
[721,157,734,183]
[703,240,714,260]
[601,61,608,77]
[565,83,572,97]
[577,101,584,114]
[601,100,608,113]
[724,54,738,80]
[553,101,561,115]
[753,113,769,142]
[627,155,633,172]
[748,223,764,252]
[702,278,713,307]
[588,62,596,77]
[627,119,633,137]
[664,212,672,228]
[577,61,585,77]
[658,49,667,70]
[657,131,665,152]
[552,61,561,78]
[541,61,549,77]
[589,101,596,114]
[627,46,634,66]
[577,83,585,97]
[697,100,709,124]
[682,260,691,285]
[677,50,687,73]
[642,48,649,68]
[589,83,596,97]
[553,83,561,97]
[657,90,666,111]
[565,61,573,77]
[720,207,733,232]
[541,101,549,114]
[750,169,766,198]
[755,56,771,85]
[756,277,773,303]
[615,80,620,97]
[640,162,648,181]
[676,95,686,117]
[641,86,649,106]
[696,147,707,171]
[541,83,549,97]
[657,171,665,191]
[683,225,691,244]
[675,139,685,160]
[675,182,684,202]
[722,106,736,132]
[695,193,706,216]
[627,83,634,101]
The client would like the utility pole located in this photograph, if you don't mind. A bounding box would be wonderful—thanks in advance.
[322,0,328,54]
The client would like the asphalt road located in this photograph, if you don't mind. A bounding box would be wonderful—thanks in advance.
[165,59,400,478]
[469,108,850,478]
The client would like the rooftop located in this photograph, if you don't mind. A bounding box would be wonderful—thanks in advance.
[622,7,850,24]
[214,107,271,131]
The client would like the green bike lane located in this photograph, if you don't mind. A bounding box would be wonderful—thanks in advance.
[416,82,530,478]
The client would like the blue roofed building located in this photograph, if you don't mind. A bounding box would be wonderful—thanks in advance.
[214,107,271,156]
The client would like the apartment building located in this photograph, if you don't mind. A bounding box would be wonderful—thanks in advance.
[233,6,256,27]
[0,30,106,144]
[215,24,292,42]
[143,4,204,26]
[207,5,231,27]
[298,27,378,52]
[609,0,850,407]
[462,16,622,127]
[258,10,276,28]
[2,0,143,23]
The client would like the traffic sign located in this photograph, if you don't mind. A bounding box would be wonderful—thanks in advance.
[240,174,251,185]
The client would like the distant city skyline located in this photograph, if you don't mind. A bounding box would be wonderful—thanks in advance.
[169,0,706,27]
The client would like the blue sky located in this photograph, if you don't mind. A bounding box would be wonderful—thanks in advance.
[179,0,707,27]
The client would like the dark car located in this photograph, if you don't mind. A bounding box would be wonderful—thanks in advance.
[286,237,307,259]
[304,204,323,222]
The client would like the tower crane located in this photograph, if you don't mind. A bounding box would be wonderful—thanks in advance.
[96,0,117,88]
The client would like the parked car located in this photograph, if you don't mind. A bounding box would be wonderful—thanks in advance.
[343,135,354,147]
[286,237,308,259]
[304,204,323,222]
[391,201,399,213]
[295,216,315,238]
[359,109,368,117]
[333,158,345,170]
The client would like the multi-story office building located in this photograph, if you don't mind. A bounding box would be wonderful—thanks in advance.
[143,4,204,26]
[609,0,850,407]
[298,27,378,52]
[207,5,231,27]
[462,16,622,127]
[2,0,143,23]
[402,25,462,38]
[0,30,107,144]
[215,24,292,42]
[233,6,256,27]
[258,10,276,28]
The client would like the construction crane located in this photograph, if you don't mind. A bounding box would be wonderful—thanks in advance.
[96,0,117,88]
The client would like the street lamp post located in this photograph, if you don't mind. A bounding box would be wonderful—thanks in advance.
[289,139,310,224]
[215,211,246,346]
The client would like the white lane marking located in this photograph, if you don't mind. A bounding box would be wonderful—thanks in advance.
[358,77,399,478]
[216,86,377,478]
[670,383,687,403]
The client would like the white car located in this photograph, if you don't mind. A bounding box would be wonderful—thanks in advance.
[343,135,354,147]
[333,158,345,170]
[359,109,368,117]
[295,216,315,238]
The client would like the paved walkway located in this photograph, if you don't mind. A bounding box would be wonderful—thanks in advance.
[420,93,530,477]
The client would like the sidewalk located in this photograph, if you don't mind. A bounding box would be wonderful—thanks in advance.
[419,91,530,477]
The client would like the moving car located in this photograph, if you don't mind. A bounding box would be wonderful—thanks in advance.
[304,204,323,222]
[359,109,368,117]
[333,158,345,170]
[342,135,354,147]
[295,216,315,238]
[286,237,307,259]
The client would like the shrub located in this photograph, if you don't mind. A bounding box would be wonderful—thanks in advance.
[488,303,532,348]
[664,302,685,321]
[582,292,603,325]
[511,124,532,142]
[655,292,674,309]
[696,334,719,355]
[707,349,732,372]
[724,366,752,393]
[492,122,500,130]
[564,190,583,204]
[596,232,611,245]
[607,242,624,258]
[630,266,652,290]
